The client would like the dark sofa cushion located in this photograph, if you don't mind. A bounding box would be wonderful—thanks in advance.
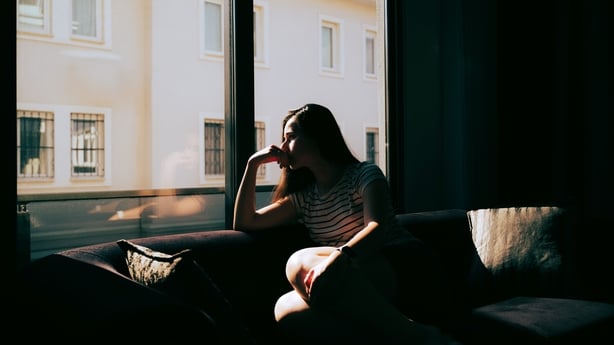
[117,239,254,345]
[15,254,219,342]
[459,296,614,345]
[395,209,480,311]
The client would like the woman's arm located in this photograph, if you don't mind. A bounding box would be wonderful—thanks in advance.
[342,178,395,257]
[233,146,297,231]
[304,178,395,296]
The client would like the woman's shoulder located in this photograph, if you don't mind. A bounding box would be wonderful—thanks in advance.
[352,161,386,177]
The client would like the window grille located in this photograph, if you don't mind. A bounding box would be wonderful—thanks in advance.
[17,110,55,179]
[366,128,379,164]
[205,119,266,178]
[204,119,225,176]
[71,112,105,177]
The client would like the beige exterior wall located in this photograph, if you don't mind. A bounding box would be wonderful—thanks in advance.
[17,0,381,194]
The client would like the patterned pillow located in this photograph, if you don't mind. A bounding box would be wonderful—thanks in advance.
[117,240,254,344]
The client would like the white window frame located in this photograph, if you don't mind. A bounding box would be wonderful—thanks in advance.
[363,25,377,80]
[71,0,105,43]
[17,103,113,191]
[17,0,112,49]
[200,0,224,60]
[17,0,52,36]
[253,0,269,68]
[318,15,344,77]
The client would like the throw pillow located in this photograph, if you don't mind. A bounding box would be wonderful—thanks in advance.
[467,206,569,298]
[117,239,255,344]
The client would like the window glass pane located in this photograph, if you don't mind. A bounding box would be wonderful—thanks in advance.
[72,0,98,38]
[366,33,375,75]
[205,1,222,52]
[321,26,333,68]
[17,0,48,33]
[17,0,386,258]
[255,0,385,190]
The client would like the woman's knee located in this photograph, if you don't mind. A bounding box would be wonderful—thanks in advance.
[285,247,334,289]
[274,290,309,323]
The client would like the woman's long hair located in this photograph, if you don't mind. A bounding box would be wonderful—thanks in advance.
[272,103,359,201]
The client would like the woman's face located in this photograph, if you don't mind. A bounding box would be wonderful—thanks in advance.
[281,116,318,170]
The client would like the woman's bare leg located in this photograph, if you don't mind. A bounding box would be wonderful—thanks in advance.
[275,247,454,344]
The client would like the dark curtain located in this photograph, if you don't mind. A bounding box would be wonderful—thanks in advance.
[388,0,612,300]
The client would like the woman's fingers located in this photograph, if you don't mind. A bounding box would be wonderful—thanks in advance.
[268,145,289,168]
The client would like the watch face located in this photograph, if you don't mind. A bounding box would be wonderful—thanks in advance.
[341,245,357,258]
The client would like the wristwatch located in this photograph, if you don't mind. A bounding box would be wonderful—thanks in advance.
[337,245,357,258]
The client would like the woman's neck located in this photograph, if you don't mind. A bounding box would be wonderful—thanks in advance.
[312,161,349,195]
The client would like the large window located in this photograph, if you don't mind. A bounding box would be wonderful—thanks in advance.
[17,0,386,260]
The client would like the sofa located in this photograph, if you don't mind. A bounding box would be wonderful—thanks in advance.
[14,206,614,344]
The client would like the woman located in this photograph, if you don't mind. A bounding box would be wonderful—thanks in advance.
[233,104,454,344]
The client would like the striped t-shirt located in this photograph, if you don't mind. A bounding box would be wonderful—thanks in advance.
[289,161,403,247]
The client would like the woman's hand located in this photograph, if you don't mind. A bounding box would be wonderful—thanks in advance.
[304,248,355,304]
[248,145,289,169]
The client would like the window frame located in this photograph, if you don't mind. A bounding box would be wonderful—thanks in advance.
[17,109,55,180]
[200,0,225,60]
[253,0,269,67]
[201,114,226,184]
[17,0,52,36]
[70,0,104,43]
[318,14,344,77]
[70,112,106,178]
[363,24,377,80]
